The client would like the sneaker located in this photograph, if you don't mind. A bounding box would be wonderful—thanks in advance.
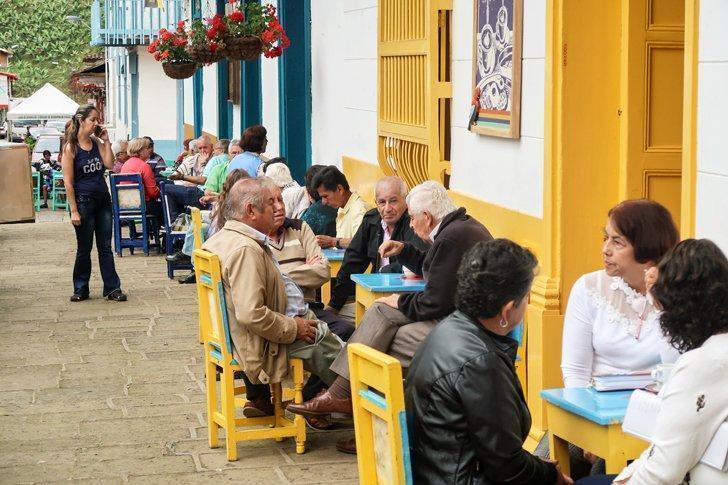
[178,271,196,284]
[166,251,190,263]
[70,293,89,302]
[106,289,128,302]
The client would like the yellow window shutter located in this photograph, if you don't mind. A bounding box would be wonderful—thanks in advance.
[378,0,453,188]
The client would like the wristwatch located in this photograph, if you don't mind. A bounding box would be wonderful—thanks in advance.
[335,238,341,249]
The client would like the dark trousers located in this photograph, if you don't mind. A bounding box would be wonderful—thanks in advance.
[73,194,121,296]
[574,476,616,485]
[165,184,204,223]
[244,307,355,402]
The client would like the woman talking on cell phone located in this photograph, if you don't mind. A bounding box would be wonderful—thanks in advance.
[62,105,127,302]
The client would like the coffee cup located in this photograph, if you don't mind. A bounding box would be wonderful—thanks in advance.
[651,363,675,390]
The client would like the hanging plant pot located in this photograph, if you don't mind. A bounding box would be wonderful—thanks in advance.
[187,45,224,65]
[223,35,263,61]
[162,61,197,79]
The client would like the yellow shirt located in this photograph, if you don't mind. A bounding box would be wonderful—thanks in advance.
[336,192,370,239]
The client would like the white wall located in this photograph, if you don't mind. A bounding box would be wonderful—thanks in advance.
[448,0,545,218]
[310,0,378,167]
[201,63,218,136]
[183,76,194,127]
[136,49,178,140]
[262,55,281,157]
[695,0,728,253]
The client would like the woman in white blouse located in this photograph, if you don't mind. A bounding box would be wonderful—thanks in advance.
[579,239,728,485]
[562,199,680,388]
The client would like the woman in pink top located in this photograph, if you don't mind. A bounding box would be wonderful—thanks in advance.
[120,137,161,218]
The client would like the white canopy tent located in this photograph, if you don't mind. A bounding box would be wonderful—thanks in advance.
[7,83,79,121]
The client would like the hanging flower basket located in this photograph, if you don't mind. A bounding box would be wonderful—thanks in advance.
[162,61,197,79]
[187,45,225,65]
[223,34,263,61]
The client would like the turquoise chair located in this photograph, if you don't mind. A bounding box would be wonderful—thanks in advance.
[50,171,67,211]
[32,172,41,211]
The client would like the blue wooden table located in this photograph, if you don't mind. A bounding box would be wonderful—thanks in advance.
[541,388,648,474]
[350,273,426,325]
[321,248,346,304]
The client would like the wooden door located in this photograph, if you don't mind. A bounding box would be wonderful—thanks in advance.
[620,0,684,226]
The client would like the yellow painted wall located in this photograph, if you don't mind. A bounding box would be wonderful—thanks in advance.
[183,124,219,144]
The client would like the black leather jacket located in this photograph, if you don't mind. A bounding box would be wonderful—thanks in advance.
[405,311,557,484]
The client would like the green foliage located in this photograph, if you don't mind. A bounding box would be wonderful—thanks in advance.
[0,0,102,99]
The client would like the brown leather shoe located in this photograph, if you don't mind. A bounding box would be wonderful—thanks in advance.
[286,390,352,417]
[335,437,357,454]
[243,397,274,417]
[305,415,334,431]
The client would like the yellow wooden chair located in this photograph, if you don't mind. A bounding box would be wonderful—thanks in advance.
[193,249,306,461]
[191,208,204,343]
[348,343,413,485]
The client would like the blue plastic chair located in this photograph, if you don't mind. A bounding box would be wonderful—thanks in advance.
[160,181,193,278]
[109,173,157,256]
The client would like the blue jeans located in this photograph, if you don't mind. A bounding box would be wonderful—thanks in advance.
[72,194,122,296]
[164,184,204,224]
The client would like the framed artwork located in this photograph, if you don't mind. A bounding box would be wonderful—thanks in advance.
[469,0,523,138]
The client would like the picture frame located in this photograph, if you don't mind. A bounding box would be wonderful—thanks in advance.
[470,0,523,139]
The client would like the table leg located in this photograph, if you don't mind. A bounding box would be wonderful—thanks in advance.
[549,431,571,477]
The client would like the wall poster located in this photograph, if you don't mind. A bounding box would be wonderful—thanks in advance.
[469,0,523,138]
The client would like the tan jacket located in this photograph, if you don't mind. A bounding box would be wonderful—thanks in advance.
[202,220,297,384]
[268,219,330,302]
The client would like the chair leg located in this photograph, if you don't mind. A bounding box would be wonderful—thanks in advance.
[206,359,220,449]
[220,367,238,461]
[273,383,284,442]
[292,360,306,454]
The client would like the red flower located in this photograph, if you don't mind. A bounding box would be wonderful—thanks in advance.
[209,41,218,53]
[261,29,275,44]
[154,52,162,61]
[173,37,187,47]
[264,46,282,58]
[161,30,173,41]
[228,10,244,23]
[177,20,185,32]
[161,50,170,59]
[206,26,218,39]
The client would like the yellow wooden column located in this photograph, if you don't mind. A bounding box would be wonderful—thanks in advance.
[681,0,700,239]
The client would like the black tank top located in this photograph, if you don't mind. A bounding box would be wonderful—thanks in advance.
[73,140,109,198]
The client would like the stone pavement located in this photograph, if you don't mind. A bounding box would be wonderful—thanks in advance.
[0,210,358,484]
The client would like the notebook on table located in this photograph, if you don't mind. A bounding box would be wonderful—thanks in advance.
[590,372,653,392]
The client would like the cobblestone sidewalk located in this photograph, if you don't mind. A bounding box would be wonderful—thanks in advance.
[0,212,358,484]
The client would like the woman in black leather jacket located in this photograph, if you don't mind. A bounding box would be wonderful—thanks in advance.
[405,239,572,484]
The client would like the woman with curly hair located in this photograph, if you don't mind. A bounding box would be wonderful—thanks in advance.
[406,239,573,484]
[582,239,728,484]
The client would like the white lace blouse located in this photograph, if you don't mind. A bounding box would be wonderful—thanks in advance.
[561,270,679,388]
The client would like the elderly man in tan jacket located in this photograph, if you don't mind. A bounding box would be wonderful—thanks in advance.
[202,177,343,417]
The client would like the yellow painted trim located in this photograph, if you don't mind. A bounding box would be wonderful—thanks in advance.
[681,0,699,238]
[183,123,218,144]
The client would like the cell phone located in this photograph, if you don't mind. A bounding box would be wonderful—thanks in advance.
[94,125,104,137]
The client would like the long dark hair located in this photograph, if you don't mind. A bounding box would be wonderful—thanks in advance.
[65,105,99,153]
[211,169,251,232]
[651,239,728,352]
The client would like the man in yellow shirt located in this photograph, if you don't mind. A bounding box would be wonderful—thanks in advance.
[311,165,370,249]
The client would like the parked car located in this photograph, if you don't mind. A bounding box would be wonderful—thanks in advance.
[10,120,38,142]
[31,134,63,164]
[45,120,68,133]
[29,126,61,138]
[0,121,6,139]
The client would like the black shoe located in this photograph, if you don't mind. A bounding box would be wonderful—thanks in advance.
[106,289,128,302]
[70,293,89,302]
[166,251,190,263]
[178,271,196,284]
[40,203,48,209]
